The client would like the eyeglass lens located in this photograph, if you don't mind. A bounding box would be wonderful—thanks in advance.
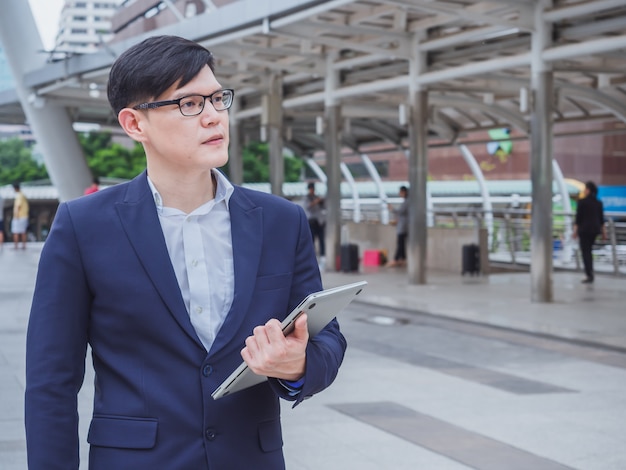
[179,90,233,116]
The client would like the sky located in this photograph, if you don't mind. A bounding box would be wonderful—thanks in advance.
[27,0,65,50]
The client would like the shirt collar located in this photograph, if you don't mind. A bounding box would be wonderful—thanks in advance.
[147,169,234,215]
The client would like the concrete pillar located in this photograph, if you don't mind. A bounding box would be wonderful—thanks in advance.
[530,0,554,302]
[325,105,342,271]
[0,1,91,201]
[323,53,342,272]
[407,90,428,285]
[228,98,243,185]
[407,36,428,285]
[262,75,284,196]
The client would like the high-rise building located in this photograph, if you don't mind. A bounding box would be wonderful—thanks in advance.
[55,1,124,55]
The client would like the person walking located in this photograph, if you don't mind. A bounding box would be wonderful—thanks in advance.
[84,176,100,195]
[0,194,5,249]
[304,182,326,261]
[11,182,29,250]
[387,185,409,267]
[25,35,346,470]
[572,180,606,284]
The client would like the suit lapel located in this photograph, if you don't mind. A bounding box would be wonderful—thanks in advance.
[209,187,263,357]
[115,172,203,349]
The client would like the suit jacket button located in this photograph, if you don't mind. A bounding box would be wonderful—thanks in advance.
[205,428,217,441]
[202,364,213,377]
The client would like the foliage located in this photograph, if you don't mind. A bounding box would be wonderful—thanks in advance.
[79,132,146,179]
[0,138,48,185]
[81,134,301,183]
[222,141,303,183]
[1,132,301,187]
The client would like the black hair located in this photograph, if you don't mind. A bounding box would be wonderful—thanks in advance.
[12,181,20,190]
[400,185,408,195]
[585,181,598,197]
[307,182,316,190]
[107,35,216,116]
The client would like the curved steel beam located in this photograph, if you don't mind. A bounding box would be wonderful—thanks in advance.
[352,119,403,147]
[431,94,529,134]
[557,82,626,124]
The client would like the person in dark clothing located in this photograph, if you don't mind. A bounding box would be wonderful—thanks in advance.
[304,182,326,258]
[387,186,409,267]
[573,181,606,284]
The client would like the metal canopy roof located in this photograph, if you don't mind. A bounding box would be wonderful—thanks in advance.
[1,0,626,156]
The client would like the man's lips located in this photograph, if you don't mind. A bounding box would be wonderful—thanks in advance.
[203,135,225,144]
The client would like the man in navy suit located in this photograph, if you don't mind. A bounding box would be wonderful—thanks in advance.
[25,35,347,469]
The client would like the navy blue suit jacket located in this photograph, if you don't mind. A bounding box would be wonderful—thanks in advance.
[25,171,346,469]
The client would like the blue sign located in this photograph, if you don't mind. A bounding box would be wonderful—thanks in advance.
[598,186,626,213]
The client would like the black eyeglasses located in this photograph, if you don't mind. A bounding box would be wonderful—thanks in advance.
[133,88,235,116]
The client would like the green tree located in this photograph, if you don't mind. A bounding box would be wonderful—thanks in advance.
[78,131,113,160]
[79,131,146,179]
[223,141,303,183]
[0,138,48,185]
[1,132,301,186]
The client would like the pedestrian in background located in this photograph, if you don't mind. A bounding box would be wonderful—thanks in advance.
[572,180,606,284]
[387,185,409,267]
[11,182,29,250]
[304,181,326,262]
[84,176,100,195]
[0,194,5,249]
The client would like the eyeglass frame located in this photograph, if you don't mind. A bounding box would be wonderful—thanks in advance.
[132,88,235,116]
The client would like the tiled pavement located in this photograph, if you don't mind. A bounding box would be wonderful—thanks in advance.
[1,243,625,469]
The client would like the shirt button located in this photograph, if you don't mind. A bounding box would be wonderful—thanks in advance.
[205,428,217,441]
[202,364,213,377]
[192,259,198,267]
[195,306,203,314]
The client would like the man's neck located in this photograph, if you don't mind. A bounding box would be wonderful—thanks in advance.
[148,169,217,213]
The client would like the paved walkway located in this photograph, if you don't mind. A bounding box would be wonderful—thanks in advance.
[322,265,626,352]
[2,243,625,469]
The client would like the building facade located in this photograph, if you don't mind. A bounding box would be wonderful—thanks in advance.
[55,0,124,55]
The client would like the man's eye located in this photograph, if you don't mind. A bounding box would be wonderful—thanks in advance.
[181,99,199,109]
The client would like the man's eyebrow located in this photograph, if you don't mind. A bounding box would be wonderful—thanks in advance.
[171,87,224,99]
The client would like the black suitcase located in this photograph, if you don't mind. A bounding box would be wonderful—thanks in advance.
[462,243,480,276]
[340,244,359,272]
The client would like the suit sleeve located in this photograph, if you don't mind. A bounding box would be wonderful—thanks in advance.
[25,203,91,470]
[269,204,347,405]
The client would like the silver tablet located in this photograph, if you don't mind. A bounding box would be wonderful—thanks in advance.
[211,280,367,400]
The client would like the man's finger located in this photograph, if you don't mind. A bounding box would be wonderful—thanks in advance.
[264,319,285,343]
[291,313,309,341]
[252,325,270,347]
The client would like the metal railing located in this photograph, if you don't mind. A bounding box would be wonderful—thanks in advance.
[433,208,625,275]
[340,201,626,276]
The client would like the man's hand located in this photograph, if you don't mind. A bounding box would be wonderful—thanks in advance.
[241,313,309,381]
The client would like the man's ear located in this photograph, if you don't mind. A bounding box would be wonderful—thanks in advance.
[117,108,146,142]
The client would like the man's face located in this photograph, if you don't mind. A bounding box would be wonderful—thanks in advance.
[139,65,230,174]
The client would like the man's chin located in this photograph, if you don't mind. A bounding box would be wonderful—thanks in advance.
[214,156,229,170]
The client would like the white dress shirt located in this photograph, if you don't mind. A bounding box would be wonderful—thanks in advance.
[148,170,235,352]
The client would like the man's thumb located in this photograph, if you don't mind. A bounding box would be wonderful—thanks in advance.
[293,313,309,340]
